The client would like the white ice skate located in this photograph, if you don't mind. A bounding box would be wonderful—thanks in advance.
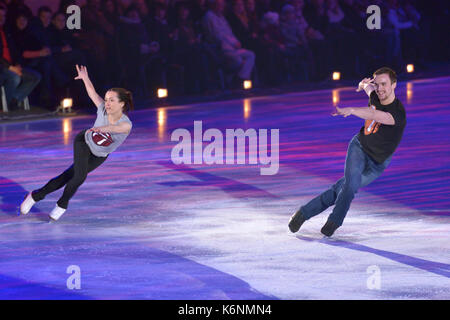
[20,193,36,215]
[49,205,66,221]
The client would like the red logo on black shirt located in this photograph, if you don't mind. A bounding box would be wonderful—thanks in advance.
[364,105,381,135]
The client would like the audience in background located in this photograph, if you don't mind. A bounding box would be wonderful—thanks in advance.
[172,2,209,93]
[79,0,114,89]
[202,0,255,82]
[259,11,287,84]
[13,6,72,107]
[0,0,448,111]
[0,2,41,110]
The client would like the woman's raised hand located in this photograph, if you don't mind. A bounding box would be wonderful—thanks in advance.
[74,64,89,80]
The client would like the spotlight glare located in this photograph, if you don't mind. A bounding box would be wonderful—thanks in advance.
[62,98,73,108]
[157,88,168,98]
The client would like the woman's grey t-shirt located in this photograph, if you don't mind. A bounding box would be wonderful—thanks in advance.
[84,102,132,157]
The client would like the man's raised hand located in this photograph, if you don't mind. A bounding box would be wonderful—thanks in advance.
[356,77,374,92]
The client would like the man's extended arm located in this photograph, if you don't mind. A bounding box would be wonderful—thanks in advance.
[333,106,395,125]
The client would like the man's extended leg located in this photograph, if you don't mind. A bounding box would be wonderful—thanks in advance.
[289,177,345,232]
[322,140,391,236]
[299,177,345,220]
[292,136,363,222]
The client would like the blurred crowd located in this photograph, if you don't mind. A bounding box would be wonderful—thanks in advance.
[0,0,448,110]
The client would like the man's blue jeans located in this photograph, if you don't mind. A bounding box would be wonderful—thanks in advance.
[300,134,392,227]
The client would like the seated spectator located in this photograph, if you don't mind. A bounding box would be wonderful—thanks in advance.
[102,0,119,26]
[303,0,329,37]
[0,3,40,109]
[336,0,368,75]
[190,0,208,35]
[227,0,259,52]
[384,0,415,69]
[259,11,287,84]
[144,3,171,58]
[202,0,255,82]
[100,0,120,84]
[172,2,209,93]
[280,5,308,48]
[340,0,365,32]
[11,12,69,107]
[116,4,153,92]
[325,0,357,75]
[48,12,86,76]
[327,0,344,24]
[259,12,284,50]
[133,0,150,19]
[79,0,114,88]
[5,0,32,29]
[279,4,311,81]
[244,0,259,36]
[290,0,323,41]
[117,0,133,16]
[291,0,330,80]
[304,0,347,78]
[397,0,425,65]
[256,0,274,20]
[36,6,52,43]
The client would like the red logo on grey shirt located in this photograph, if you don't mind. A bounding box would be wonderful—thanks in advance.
[92,132,113,146]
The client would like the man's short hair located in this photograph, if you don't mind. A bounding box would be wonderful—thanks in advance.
[373,67,397,84]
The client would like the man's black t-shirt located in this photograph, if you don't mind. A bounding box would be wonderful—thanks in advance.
[358,91,406,164]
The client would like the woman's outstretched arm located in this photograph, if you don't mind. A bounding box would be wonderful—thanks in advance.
[74,64,104,108]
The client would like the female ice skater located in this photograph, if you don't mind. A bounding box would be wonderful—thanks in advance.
[288,67,406,236]
[20,65,133,221]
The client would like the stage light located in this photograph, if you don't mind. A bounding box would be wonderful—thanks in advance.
[406,64,414,73]
[332,72,341,80]
[62,98,72,108]
[58,98,73,113]
[243,80,252,90]
[157,88,168,98]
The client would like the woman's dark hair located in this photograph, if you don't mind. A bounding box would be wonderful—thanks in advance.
[108,88,134,113]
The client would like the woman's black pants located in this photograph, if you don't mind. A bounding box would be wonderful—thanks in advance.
[32,130,108,209]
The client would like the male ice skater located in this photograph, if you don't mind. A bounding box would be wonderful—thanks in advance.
[288,67,406,236]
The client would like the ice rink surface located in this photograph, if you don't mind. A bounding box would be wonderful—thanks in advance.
[0,77,449,299]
